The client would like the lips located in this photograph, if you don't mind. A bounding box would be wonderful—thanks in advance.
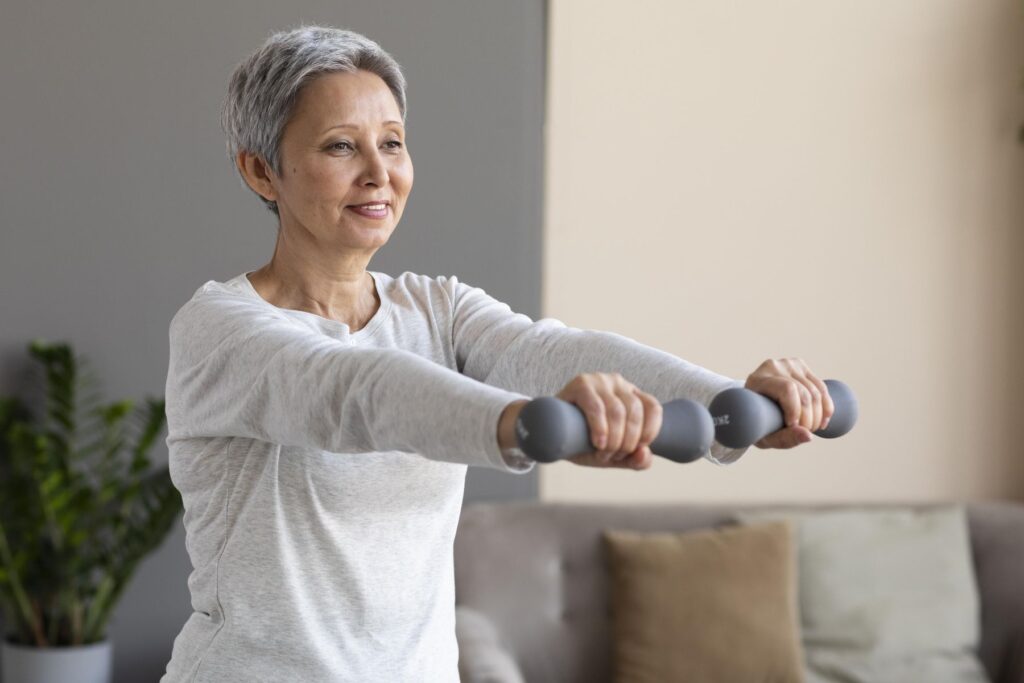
[347,203,389,219]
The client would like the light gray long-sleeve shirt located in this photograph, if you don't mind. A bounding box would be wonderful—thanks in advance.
[159,269,749,683]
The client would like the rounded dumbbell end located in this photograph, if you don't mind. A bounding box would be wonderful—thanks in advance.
[649,398,715,463]
[815,379,858,439]
[515,396,593,463]
[709,387,777,449]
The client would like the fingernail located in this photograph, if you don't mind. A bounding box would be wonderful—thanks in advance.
[821,418,830,430]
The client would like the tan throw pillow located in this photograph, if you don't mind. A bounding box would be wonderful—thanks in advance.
[603,521,805,683]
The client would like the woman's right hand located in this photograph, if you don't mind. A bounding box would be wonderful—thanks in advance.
[556,373,661,470]
[743,357,834,450]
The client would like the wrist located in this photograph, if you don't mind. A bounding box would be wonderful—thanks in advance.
[498,399,529,451]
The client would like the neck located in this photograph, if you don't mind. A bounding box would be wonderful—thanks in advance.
[249,259,379,329]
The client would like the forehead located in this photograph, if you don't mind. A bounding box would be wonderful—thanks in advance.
[290,70,402,130]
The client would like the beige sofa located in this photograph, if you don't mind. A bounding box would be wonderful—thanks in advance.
[453,500,1024,683]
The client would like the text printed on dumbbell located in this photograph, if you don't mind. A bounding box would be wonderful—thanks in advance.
[713,415,731,426]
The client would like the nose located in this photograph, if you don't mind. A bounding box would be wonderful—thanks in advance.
[359,147,389,188]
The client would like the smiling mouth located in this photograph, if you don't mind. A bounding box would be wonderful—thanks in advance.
[347,204,390,219]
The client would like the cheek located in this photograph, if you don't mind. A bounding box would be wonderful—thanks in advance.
[394,160,414,198]
[298,164,356,202]
[314,164,344,188]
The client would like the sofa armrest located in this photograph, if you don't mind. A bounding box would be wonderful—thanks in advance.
[1003,636,1024,683]
[455,605,525,683]
[971,503,1024,683]
[991,603,1024,683]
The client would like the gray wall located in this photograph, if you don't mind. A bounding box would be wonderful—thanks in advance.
[0,1,545,679]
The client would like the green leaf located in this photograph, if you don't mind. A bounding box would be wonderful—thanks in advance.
[0,339,179,645]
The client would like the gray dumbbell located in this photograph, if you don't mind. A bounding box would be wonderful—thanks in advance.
[514,397,714,464]
[709,378,858,449]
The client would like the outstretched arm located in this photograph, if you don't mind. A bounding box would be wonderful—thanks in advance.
[165,287,534,473]
[443,276,749,465]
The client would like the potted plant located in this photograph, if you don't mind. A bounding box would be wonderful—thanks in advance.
[0,339,182,683]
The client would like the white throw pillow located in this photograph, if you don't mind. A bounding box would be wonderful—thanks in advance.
[734,505,990,683]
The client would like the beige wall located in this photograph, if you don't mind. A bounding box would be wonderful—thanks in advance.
[541,0,1024,503]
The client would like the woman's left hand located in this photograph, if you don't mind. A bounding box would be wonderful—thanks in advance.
[744,358,835,450]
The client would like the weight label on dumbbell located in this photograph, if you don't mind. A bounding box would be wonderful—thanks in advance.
[713,414,731,426]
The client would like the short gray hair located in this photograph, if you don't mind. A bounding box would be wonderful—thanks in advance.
[221,24,408,217]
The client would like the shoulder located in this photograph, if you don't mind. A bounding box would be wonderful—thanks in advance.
[384,270,465,290]
[380,270,480,309]
[168,279,295,341]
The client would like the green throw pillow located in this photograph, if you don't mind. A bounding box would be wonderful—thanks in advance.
[734,505,989,683]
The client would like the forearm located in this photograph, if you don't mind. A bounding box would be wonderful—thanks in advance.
[451,277,748,464]
[487,330,748,465]
[483,326,749,464]
[479,324,732,402]
[168,294,536,471]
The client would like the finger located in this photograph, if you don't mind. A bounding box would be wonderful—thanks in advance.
[779,377,805,429]
[761,428,806,448]
[756,426,812,449]
[574,387,609,454]
[802,369,834,430]
[803,373,824,433]
[796,381,814,432]
[626,445,654,470]
[611,385,646,462]
[782,359,818,432]
[635,389,663,452]
[790,358,833,432]
[794,360,824,432]
[612,443,650,469]
[746,374,803,429]
[620,391,662,465]
[597,385,627,464]
[801,378,820,432]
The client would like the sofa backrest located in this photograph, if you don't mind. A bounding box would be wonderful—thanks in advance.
[453,500,1024,683]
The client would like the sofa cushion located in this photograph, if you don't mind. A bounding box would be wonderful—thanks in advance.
[734,505,990,683]
[602,520,805,683]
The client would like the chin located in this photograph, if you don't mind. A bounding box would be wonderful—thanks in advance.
[337,225,393,247]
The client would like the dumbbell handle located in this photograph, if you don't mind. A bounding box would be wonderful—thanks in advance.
[514,397,714,464]
[709,378,858,449]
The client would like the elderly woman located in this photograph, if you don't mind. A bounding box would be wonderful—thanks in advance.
[160,24,833,683]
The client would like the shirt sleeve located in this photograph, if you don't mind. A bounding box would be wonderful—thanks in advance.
[444,275,750,466]
[165,289,534,473]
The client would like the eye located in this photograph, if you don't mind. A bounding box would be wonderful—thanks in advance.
[329,141,353,152]
[384,140,404,150]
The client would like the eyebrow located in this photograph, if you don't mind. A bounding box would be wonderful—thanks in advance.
[322,121,404,133]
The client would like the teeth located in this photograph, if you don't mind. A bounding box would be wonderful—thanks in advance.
[358,204,386,210]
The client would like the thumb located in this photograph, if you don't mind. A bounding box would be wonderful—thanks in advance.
[755,426,813,450]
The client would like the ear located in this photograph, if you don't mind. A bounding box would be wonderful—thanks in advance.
[235,150,279,204]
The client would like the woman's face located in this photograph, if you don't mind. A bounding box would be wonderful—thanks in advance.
[268,70,412,252]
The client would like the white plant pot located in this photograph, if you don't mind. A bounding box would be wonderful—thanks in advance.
[1,639,112,683]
